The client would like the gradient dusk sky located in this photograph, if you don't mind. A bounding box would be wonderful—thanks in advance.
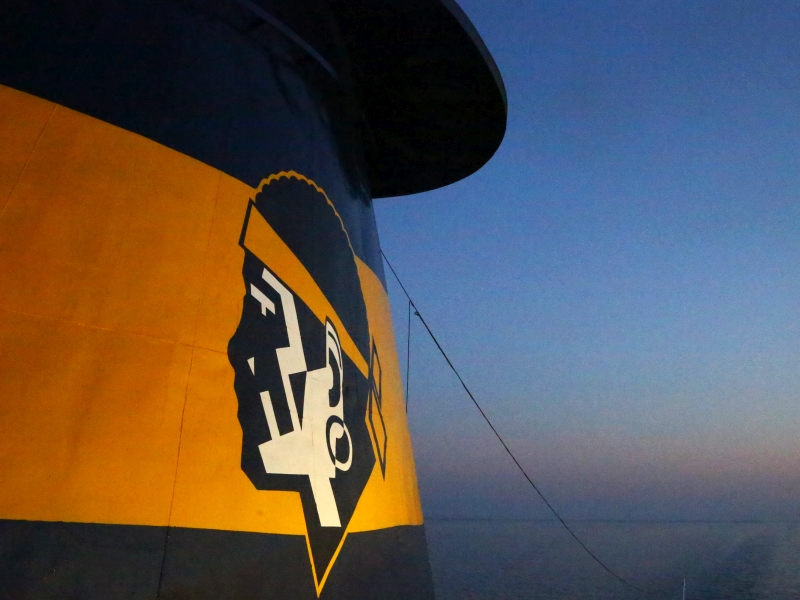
[374,0,800,522]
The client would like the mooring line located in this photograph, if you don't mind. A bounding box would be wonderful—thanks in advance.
[381,249,659,597]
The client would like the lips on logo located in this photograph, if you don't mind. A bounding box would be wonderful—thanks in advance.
[227,172,380,592]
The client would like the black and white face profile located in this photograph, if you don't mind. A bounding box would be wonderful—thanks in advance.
[228,175,377,580]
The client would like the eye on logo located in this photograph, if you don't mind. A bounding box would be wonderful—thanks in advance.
[227,172,380,593]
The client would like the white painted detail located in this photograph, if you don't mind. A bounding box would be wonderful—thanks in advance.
[259,268,305,432]
[247,357,255,375]
[250,283,275,315]
[260,390,280,439]
[328,420,352,471]
[255,268,352,528]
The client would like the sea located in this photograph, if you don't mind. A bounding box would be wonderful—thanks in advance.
[425,520,800,600]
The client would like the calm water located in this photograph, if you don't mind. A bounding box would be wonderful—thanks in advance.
[425,520,800,600]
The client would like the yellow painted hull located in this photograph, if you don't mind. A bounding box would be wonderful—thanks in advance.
[0,84,427,598]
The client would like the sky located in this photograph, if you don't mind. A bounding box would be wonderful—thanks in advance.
[374,0,800,522]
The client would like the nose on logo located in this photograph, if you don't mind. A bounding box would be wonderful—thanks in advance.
[228,173,378,590]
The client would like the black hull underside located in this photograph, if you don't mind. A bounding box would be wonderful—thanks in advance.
[0,520,434,600]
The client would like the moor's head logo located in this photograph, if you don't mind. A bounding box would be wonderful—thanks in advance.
[227,173,380,591]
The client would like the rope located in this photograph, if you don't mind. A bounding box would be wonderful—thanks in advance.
[381,249,658,597]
